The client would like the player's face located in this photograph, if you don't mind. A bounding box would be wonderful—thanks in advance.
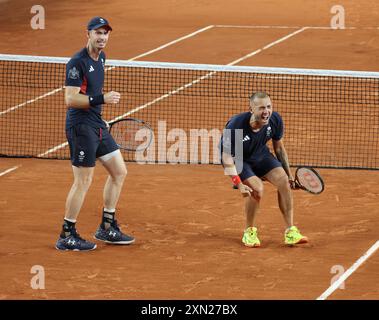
[250,97,273,125]
[88,27,110,50]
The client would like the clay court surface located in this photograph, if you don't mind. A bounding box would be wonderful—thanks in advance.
[1,0,379,300]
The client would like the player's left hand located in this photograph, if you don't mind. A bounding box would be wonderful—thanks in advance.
[237,183,253,198]
[104,91,121,104]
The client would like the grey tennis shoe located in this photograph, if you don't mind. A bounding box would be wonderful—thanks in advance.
[56,228,97,251]
[94,220,135,244]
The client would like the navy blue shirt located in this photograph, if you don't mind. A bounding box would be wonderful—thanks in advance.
[221,111,284,163]
[65,48,106,129]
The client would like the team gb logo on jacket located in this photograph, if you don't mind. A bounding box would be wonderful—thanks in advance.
[68,67,80,80]
[266,126,272,137]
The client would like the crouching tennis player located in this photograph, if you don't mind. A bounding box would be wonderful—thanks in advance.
[220,92,308,247]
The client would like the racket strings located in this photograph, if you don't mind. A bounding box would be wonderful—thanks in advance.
[296,168,324,194]
[111,120,153,151]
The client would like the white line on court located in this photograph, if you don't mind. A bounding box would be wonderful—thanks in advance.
[0,25,214,118]
[38,27,307,157]
[0,166,19,177]
[37,142,69,157]
[227,27,308,65]
[216,24,301,29]
[0,87,64,116]
[128,25,214,61]
[215,24,379,30]
[316,240,379,300]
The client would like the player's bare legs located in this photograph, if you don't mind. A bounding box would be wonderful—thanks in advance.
[94,150,134,244]
[101,150,127,211]
[242,176,264,228]
[264,166,308,244]
[65,166,95,221]
[56,166,97,251]
[241,176,263,247]
[264,167,293,228]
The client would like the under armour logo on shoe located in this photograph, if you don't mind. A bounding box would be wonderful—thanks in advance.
[68,239,76,245]
[109,231,117,237]
[89,65,95,72]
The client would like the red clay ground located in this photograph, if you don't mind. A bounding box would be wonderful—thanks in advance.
[0,158,378,299]
[1,0,379,299]
[1,0,379,70]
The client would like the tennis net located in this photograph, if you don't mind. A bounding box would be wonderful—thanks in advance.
[0,53,378,169]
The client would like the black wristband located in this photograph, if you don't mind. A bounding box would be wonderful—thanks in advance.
[89,94,104,106]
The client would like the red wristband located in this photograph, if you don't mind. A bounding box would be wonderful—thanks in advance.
[231,175,241,186]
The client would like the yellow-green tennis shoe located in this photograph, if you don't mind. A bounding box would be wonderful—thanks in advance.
[242,227,261,248]
[284,226,308,245]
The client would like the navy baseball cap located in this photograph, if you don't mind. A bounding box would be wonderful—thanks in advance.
[87,17,112,31]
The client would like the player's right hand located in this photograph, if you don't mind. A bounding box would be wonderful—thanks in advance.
[238,183,253,198]
[104,91,121,104]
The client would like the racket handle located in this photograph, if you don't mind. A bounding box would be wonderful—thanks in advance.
[293,180,302,190]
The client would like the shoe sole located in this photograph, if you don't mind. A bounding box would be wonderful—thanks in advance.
[93,236,135,245]
[242,241,261,248]
[244,244,261,248]
[285,237,309,246]
[242,234,261,248]
[55,244,97,251]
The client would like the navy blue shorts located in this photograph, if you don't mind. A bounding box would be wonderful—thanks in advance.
[66,124,119,167]
[239,153,282,181]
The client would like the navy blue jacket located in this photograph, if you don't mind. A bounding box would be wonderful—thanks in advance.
[65,47,106,129]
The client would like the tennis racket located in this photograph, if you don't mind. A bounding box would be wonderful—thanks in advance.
[109,118,153,152]
[293,167,324,194]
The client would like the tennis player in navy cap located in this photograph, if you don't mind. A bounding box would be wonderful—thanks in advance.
[56,17,135,251]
